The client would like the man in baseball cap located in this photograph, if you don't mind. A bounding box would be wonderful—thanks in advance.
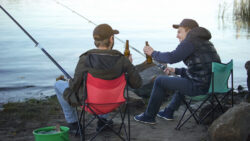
[55,23,142,133]
[172,19,199,42]
[172,18,199,29]
[135,19,221,125]
[93,24,119,41]
[92,24,119,50]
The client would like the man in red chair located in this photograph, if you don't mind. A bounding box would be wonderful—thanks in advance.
[54,24,142,134]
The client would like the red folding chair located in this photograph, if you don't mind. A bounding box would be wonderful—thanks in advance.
[77,72,130,141]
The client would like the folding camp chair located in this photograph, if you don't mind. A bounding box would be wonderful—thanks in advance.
[176,60,234,130]
[76,72,130,141]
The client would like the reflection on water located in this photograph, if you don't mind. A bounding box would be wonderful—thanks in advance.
[233,0,250,21]
[218,0,250,39]
[233,0,250,39]
[234,19,250,39]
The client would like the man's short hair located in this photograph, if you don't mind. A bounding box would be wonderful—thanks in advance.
[94,38,110,47]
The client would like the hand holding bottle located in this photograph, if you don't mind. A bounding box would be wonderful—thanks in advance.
[144,41,153,64]
[164,67,175,75]
[143,45,154,56]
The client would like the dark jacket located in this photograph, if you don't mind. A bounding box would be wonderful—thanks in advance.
[183,27,221,91]
[63,49,142,106]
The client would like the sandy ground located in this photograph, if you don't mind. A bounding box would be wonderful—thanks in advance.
[69,104,208,141]
[0,96,208,141]
[1,90,248,141]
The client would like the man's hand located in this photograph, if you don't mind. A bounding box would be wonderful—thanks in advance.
[164,67,175,75]
[143,45,154,56]
[56,75,66,81]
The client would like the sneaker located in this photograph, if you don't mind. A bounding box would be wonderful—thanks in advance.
[96,118,113,132]
[134,113,156,124]
[157,108,174,120]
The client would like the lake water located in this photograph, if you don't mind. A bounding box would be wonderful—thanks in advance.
[0,0,249,103]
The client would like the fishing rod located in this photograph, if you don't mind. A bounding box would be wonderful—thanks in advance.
[0,6,84,138]
[54,0,168,71]
[0,5,72,79]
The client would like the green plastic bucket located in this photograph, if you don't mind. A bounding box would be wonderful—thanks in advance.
[33,126,69,141]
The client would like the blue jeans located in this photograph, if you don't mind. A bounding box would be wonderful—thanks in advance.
[54,80,108,124]
[145,75,205,118]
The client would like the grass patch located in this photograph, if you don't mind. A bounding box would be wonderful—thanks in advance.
[0,95,61,128]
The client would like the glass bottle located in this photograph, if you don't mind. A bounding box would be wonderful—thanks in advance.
[145,41,152,64]
[124,40,130,57]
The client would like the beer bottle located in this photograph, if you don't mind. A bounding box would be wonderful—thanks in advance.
[124,40,130,57]
[145,41,152,64]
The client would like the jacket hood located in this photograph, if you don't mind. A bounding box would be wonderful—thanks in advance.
[80,49,123,57]
[185,27,212,41]
[78,49,125,80]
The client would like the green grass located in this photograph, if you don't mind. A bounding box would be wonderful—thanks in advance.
[0,95,61,124]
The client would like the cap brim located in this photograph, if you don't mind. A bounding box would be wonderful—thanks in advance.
[113,29,119,34]
[173,24,179,29]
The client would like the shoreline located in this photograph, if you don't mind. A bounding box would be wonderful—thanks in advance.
[0,82,248,104]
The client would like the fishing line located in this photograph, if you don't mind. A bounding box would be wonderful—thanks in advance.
[54,0,146,57]
[54,0,167,70]
[0,5,72,79]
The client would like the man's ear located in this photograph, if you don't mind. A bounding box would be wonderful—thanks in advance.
[186,28,191,33]
[110,36,114,42]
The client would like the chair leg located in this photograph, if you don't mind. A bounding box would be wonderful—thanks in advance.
[126,83,130,141]
[199,106,215,123]
[199,97,217,124]
[199,95,226,124]
[184,100,199,124]
[231,70,234,107]
[176,104,188,130]
[200,92,232,124]
[177,96,210,130]
[118,106,129,140]
[127,102,130,141]
[83,102,130,140]
[82,106,85,141]
[176,97,200,130]
[117,108,123,132]
[75,107,85,141]
[231,89,234,107]
[86,105,127,141]
[118,107,127,136]
[214,95,224,113]
[110,104,130,141]
[76,108,83,137]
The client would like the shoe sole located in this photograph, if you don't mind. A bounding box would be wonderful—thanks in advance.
[157,114,174,121]
[134,117,156,125]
